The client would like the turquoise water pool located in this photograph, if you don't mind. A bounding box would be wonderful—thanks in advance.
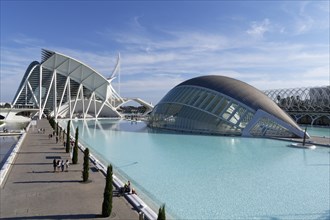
[301,125,330,138]
[62,119,330,219]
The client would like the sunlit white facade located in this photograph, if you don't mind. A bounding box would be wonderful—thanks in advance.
[148,75,306,138]
[11,49,153,120]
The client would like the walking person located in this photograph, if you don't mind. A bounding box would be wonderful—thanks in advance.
[65,160,70,172]
[57,160,61,172]
[53,159,56,172]
[56,136,59,143]
[61,160,65,172]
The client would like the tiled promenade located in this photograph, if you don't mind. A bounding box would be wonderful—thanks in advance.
[0,119,139,219]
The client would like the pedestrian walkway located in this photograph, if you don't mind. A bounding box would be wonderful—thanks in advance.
[0,119,139,219]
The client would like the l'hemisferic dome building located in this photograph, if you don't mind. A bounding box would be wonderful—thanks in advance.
[148,75,306,138]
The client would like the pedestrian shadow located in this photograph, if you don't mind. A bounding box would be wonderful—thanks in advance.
[1,214,98,219]
[14,163,52,165]
[27,171,54,174]
[13,180,81,184]
[46,156,62,159]
[51,147,65,150]
[19,152,66,154]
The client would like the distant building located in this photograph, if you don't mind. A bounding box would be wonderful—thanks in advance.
[148,75,306,138]
[264,86,330,126]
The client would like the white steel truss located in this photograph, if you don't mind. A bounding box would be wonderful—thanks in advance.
[263,86,330,125]
[12,49,125,120]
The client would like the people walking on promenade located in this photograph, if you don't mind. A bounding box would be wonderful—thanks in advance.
[57,160,61,172]
[65,160,70,172]
[53,159,57,172]
[61,160,65,172]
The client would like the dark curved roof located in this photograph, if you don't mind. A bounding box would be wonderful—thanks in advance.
[176,75,300,130]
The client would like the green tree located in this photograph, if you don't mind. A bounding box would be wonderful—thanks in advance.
[66,120,71,153]
[102,165,113,217]
[82,148,89,182]
[72,127,79,164]
[157,204,166,220]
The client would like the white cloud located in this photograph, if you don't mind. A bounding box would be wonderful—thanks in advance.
[246,18,271,39]
[281,1,329,35]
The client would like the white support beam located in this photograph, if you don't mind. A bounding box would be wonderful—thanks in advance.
[85,92,94,119]
[25,84,27,105]
[81,85,85,118]
[39,65,43,119]
[41,69,56,115]
[12,64,39,106]
[27,82,39,107]
[68,77,72,119]
[53,70,57,118]
[56,76,70,119]
[94,93,97,119]
[70,84,82,119]
[96,99,107,118]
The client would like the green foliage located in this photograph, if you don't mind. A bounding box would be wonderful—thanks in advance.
[102,165,113,217]
[157,204,166,220]
[66,120,71,153]
[82,148,89,182]
[72,127,79,164]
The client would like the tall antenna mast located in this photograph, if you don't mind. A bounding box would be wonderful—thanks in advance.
[118,53,121,97]
[108,52,121,97]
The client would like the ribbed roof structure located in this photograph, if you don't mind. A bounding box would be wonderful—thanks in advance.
[11,49,153,120]
[149,75,305,138]
[178,75,301,131]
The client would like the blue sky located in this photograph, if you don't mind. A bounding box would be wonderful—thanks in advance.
[1,1,329,105]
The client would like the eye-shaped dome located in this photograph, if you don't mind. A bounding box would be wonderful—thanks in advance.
[148,75,305,138]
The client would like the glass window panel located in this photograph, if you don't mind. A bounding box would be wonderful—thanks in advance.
[176,87,189,103]
[181,87,194,104]
[194,92,208,107]
[208,96,223,113]
[175,87,188,103]
[188,89,201,105]
[222,112,231,120]
[239,111,254,128]
[200,94,215,110]
[169,88,181,102]
[214,99,229,115]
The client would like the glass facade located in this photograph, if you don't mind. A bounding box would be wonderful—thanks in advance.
[149,86,256,136]
[148,75,306,138]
